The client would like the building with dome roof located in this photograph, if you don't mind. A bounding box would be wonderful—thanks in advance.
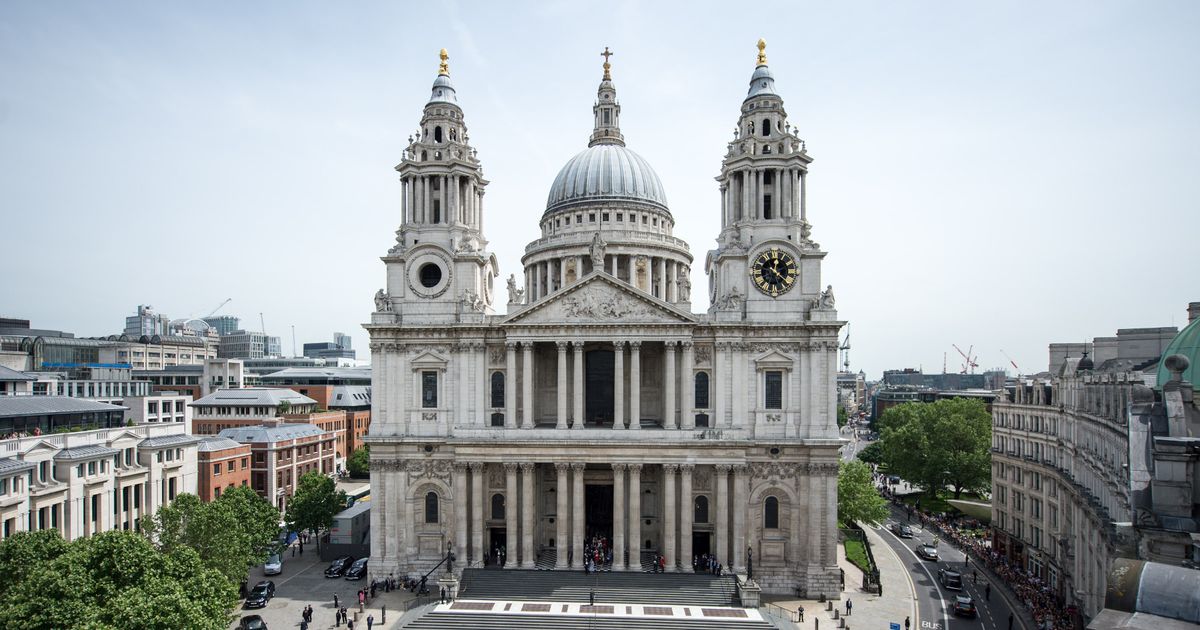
[363,42,845,596]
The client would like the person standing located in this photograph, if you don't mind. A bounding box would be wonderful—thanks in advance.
[366,614,374,630]
[846,599,852,616]
[986,584,991,601]
[334,594,340,610]
[905,616,910,630]
[1008,613,1014,630]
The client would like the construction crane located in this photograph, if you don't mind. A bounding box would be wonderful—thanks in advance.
[204,298,232,318]
[838,323,851,372]
[953,343,979,374]
[1000,349,1021,376]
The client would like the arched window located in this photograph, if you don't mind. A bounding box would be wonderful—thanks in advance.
[695,372,710,409]
[491,494,505,520]
[764,496,779,529]
[490,372,505,409]
[694,495,709,524]
[761,119,770,137]
[424,491,439,523]
[434,126,443,143]
[421,150,428,161]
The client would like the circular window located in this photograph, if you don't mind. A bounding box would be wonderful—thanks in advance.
[419,263,443,288]
[769,447,781,456]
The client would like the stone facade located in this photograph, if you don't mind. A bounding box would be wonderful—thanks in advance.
[366,43,844,596]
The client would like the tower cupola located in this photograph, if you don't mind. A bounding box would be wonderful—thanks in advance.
[589,47,625,147]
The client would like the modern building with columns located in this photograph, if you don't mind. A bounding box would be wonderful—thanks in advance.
[365,42,845,595]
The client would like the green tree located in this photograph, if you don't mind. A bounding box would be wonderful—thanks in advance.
[0,530,235,630]
[838,460,889,526]
[276,400,292,415]
[857,441,884,466]
[347,444,371,477]
[837,406,848,428]
[878,398,992,499]
[285,471,347,551]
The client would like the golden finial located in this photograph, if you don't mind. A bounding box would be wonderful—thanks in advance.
[438,48,450,75]
[756,38,767,65]
[601,46,613,80]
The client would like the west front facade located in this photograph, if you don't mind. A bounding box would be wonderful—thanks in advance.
[365,42,845,595]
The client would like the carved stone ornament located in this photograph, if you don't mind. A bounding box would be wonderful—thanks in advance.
[750,461,799,480]
[405,459,453,485]
[374,289,392,312]
[373,459,404,472]
[693,467,712,490]
[421,411,438,422]
[489,346,505,365]
[506,274,525,305]
[715,286,744,311]
[460,289,486,313]
[694,345,712,365]
[562,293,652,319]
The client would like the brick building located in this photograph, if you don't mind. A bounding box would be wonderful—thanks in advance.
[217,420,337,512]
[196,436,252,502]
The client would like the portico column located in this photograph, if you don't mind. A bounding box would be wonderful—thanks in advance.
[629,341,641,430]
[681,341,695,430]
[471,462,485,567]
[504,342,517,429]
[504,463,518,568]
[662,464,678,571]
[454,463,469,567]
[679,464,693,570]
[613,341,625,430]
[572,341,584,429]
[715,343,729,428]
[610,254,618,276]
[664,341,677,429]
[628,464,642,569]
[556,342,569,430]
[627,255,635,288]
[555,463,569,568]
[559,258,567,292]
[612,463,627,570]
[714,464,730,567]
[666,260,676,302]
[520,462,535,569]
[732,464,748,573]
[656,257,666,299]
[571,462,585,568]
[533,264,541,301]
[521,342,534,429]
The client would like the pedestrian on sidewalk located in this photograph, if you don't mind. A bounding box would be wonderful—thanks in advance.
[340,606,348,625]
[905,616,910,630]
[1008,613,1013,630]
[986,584,991,601]
[366,614,374,630]
[845,599,852,616]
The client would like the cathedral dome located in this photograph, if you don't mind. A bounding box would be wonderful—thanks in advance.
[545,144,668,213]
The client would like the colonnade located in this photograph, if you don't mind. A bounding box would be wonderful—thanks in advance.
[401,173,483,228]
[523,254,687,302]
[722,166,806,225]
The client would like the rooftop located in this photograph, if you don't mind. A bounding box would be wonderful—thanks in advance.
[196,436,248,452]
[0,396,127,418]
[191,388,317,408]
[0,365,35,382]
[218,422,331,444]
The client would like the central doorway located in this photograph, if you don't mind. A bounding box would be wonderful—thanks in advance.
[584,484,613,542]
[488,528,508,567]
[693,531,711,559]
[585,349,614,425]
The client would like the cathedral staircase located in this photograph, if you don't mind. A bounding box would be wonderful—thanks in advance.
[458,568,740,607]
[403,611,776,630]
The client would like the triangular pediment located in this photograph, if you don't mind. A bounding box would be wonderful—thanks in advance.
[107,430,145,444]
[503,273,695,326]
[410,351,449,367]
[754,349,795,367]
[23,440,60,455]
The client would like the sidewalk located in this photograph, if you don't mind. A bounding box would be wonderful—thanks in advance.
[762,524,916,630]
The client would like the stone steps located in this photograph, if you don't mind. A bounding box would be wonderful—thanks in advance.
[405,611,776,630]
[458,568,739,607]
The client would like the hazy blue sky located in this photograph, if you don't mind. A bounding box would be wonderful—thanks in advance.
[2,2,1197,378]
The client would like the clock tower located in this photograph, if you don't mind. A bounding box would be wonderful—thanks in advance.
[706,39,831,323]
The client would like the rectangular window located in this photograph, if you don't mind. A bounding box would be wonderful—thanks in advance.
[213,463,221,476]
[227,461,235,472]
[421,371,438,408]
[764,371,783,409]
[88,462,96,476]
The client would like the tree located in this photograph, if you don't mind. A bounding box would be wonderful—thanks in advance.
[285,471,347,550]
[837,406,848,428]
[838,460,889,526]
[878,398,992,499]
[276,400,292,416]
[857,441,884,466]
[141,487,280,584]
[347,444,370,477]
[0,530,235,629]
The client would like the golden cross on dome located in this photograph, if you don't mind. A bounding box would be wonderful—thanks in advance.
[438,48,450,75]
[601,46,613,80]
[757,38,767,65]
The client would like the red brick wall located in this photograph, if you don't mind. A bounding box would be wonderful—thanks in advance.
[197,443,252,502]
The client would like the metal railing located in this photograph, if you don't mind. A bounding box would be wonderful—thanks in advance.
[763,601,803,625]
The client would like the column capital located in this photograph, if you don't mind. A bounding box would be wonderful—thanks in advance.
[629,340,642,351]
[679,463,695,475]
[572,339,586,351]
[613,340,627,350]
[732,464,750,477]
[628,463,643,475]
[520,341,535,350]
[664,340,679,349]
[503,462,519,473]
[469,462,485,472]
[662,463,679,474]
[714,464,733,474]
[681,340,694,349]
[454,462,470,473]
[556,341,569,352]
[519,462,536,473]
[554,462,571,473]
[611,463,628,473]
[505,340,519,351]
[570,462,586,472]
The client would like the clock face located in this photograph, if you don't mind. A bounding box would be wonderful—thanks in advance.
[751,248,798,297]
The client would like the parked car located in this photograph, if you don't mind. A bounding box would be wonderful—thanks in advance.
[952,595,978,618]
[325,555,355,578]
[916,543,938,561]
[263,553,283,576]
[244,580,275,609]
[238,615,269,630]
[938,568,963,591]
[891,523,914,538]
[344,557,369,580]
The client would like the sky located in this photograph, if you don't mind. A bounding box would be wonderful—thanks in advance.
[1,1,1198,379]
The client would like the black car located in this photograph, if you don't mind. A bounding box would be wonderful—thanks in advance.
[939,568,963,591]
[953,595,978,618]
[344,557,368,580]
[243,580,275,609]
[916,543,939,561]
[239,615,268,630]
[891,523,914,538]
[325,555,355,578]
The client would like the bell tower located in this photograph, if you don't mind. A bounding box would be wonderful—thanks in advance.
[706,39,831,322]
[381,49,499,323]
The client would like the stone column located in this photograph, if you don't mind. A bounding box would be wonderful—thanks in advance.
[663,341,677,429]
[555,462,569,568]
[613,341,625,430]
[504,463,518,568]
[571,462,585,568]
[532,263,541,301]
[732,343,745,429]
[504,342,517,429]
[454,463,469,567]
[681,341,695,430]
[612,463,627,570]
[572,340,585,429]
[520,462,535,569]
[679,464,694,571]
[627,256,635,288]
[628,464,642,570]
[714,464,730,567]
[732,464,748,573]
[471,462,485,567]
[656,257,666,298]
[559,258,567,292]
[800,172,807,221]
[662,464,678,571]
[715,343,729,428]
[556,342,569,430]
[610,254,618,277]
[823,463,838,567]
[521,342,534,428]
[666,260,676,302]
[629,341,641,430]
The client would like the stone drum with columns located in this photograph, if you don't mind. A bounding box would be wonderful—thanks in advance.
[365,41,845,596]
